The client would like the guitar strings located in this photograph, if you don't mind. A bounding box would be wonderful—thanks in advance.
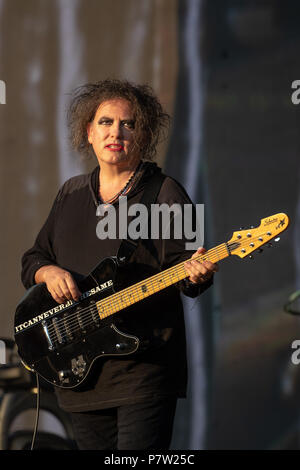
[46,231,273,341]
[45,236,259,341]
[45,232,270,340]
[45,242,229,339]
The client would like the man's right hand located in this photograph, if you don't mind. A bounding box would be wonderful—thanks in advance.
[35,265,81,304]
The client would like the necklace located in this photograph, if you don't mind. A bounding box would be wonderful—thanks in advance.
[98,161,143,205]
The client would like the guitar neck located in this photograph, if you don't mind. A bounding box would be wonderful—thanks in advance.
[96,242,230,320]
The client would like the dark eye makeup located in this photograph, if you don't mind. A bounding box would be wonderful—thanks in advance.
[97,117,135,129]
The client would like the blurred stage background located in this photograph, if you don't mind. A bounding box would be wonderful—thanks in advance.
[0,0,299,450]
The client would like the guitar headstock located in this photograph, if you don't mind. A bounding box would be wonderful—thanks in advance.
[226,213,289,258]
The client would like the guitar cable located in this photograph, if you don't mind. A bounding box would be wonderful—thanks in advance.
[30,372,40,450]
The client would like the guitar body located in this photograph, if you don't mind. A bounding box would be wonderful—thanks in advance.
[14,257,140,389]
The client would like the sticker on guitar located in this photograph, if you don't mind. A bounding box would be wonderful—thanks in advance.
[15,280,113,333]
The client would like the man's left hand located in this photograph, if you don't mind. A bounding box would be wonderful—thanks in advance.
[184,247,219,284]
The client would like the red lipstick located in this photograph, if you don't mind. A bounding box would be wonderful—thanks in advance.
[105,143,124,151]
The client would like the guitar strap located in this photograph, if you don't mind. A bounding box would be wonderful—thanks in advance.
[117,168,166,264]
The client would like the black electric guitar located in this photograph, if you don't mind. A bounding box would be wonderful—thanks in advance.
[14,213,289,389]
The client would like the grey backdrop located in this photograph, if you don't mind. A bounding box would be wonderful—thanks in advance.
[0,0,299,449]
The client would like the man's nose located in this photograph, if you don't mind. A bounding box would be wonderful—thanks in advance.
[110,121,123,138]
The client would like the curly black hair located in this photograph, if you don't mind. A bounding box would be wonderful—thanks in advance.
[67,78,170,161]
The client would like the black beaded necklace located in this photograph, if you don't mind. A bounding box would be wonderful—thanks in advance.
[98,161,143,205]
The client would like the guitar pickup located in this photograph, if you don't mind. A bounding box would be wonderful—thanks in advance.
[42,321,54,351]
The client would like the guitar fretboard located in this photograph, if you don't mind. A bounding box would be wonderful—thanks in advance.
[96,242,230,320]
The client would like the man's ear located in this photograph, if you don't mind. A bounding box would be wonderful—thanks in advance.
[87,122,93,144]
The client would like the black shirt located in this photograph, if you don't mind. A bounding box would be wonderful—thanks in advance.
[21,162,212,412]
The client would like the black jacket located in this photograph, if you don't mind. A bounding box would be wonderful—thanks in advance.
[21,162,212,412]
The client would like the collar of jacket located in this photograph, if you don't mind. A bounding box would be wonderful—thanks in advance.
[88,161,162,208]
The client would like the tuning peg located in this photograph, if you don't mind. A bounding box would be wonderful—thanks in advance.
[257,248,263,253]
[275,237,280,242]
[249,255,254,259]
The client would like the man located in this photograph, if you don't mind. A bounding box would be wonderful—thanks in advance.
[21,79,217,449]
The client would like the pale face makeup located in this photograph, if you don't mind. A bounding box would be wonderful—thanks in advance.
[87,98,140,170]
